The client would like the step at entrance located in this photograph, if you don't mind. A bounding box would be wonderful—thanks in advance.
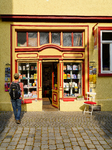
[42,98,59,111]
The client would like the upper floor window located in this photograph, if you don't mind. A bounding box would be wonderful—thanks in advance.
[40,32,49,45]
[17,31,83,47]
[63,32,82,47]
[28,32,37,47]
[73,33,82,46]
[101,31,112,73]
[63,32,72,46]
[17,32,27,47]
[51,32,60,45]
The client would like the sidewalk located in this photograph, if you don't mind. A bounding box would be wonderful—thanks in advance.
[0,111,112,150]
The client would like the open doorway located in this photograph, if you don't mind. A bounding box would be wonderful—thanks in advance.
[42,62,59,111]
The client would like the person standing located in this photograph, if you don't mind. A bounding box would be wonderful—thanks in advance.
[9,73,24,124]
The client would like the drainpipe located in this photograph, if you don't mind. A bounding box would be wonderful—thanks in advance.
[92,23,98,35]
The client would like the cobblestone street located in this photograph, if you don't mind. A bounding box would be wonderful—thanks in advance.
[0,111,112,150]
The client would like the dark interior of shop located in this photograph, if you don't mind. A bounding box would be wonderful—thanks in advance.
[42,63,52,101]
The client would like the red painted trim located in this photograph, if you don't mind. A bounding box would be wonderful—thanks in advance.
[82,60,85,97]
[37,32,38,47]
[10,25,12,82]
[38,98,42,100]
[15,46,85,52]
[62,63,63,98]
[37,61,39,99]
[61,32,63,46]
[87,26,89,92]
[40,62,42,87]
[52,104,58,108]
[17,53,38,58]
[2,15,112,22]
[53,93,58,104]
[49,32,51,43]
[15,60,17,73]
[39,32,40,46]
[98,27,101,74]
[60,63,61,87]
[98,73,112,77]
[72,32,74,46]
[92,23,98,35]
[22,100,32,104]
[63,98,75,102]
[82,32,83,46]
[39,55,62,58]
[16,32,17,47]
[52,70,54,89]
[60,32,61,46]
[26,32,28,47]
[10,24,89,28]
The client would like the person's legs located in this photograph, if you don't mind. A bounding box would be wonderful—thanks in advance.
[16,99,21,121]
[11,99,17,120]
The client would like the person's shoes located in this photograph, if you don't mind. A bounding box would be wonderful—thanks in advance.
[16,120,21,124]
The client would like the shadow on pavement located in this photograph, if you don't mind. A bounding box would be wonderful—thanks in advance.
[0,111,26,134]
[92,111,112,139]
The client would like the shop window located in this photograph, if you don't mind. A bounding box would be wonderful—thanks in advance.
[73,33,82,46]
[18,63,37,99]
[28,32,37,47]
[17,32,27,47]
[51,32,60,45]
[63,62,82,97]
[63,32,72,46]
[101,31,112,73]
[40,32,49,45]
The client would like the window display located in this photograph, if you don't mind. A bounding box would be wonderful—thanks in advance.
[63,62,82,97]
[18,63,37,99]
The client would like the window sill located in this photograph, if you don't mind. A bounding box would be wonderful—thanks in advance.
[98,73,112,77]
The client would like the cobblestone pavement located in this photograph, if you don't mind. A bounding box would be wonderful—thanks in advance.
[0,111,112,150]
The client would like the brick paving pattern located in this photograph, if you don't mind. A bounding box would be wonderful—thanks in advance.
[0,111,112,150]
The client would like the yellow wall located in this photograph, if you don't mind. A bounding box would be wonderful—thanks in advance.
[0,19,11,104]
[0,0,112,16]
[1,21,112,111]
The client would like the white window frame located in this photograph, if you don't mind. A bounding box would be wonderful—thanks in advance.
[101,30,112,73]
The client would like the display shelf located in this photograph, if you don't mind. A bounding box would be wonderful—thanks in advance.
[24,86,37,88]
[18,62,37,99]
[63,63,82,98]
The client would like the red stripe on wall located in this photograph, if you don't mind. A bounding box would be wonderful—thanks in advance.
[15,60,17,73]
[40,62,42,87]
[10,25,12,82]
[60,63,61,87]
[2,15,112,22]
[87,26,89,92]
[37,61,39,99]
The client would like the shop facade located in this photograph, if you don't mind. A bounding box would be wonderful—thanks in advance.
[1,0,112,111]
[10,24,88,111]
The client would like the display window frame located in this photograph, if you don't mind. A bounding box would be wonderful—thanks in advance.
[16,60,39,100]
[62,60,84,100]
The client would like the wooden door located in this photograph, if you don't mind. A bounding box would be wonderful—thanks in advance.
[52,63,59,108]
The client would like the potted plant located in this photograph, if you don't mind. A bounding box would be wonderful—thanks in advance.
[76,95,84,100]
